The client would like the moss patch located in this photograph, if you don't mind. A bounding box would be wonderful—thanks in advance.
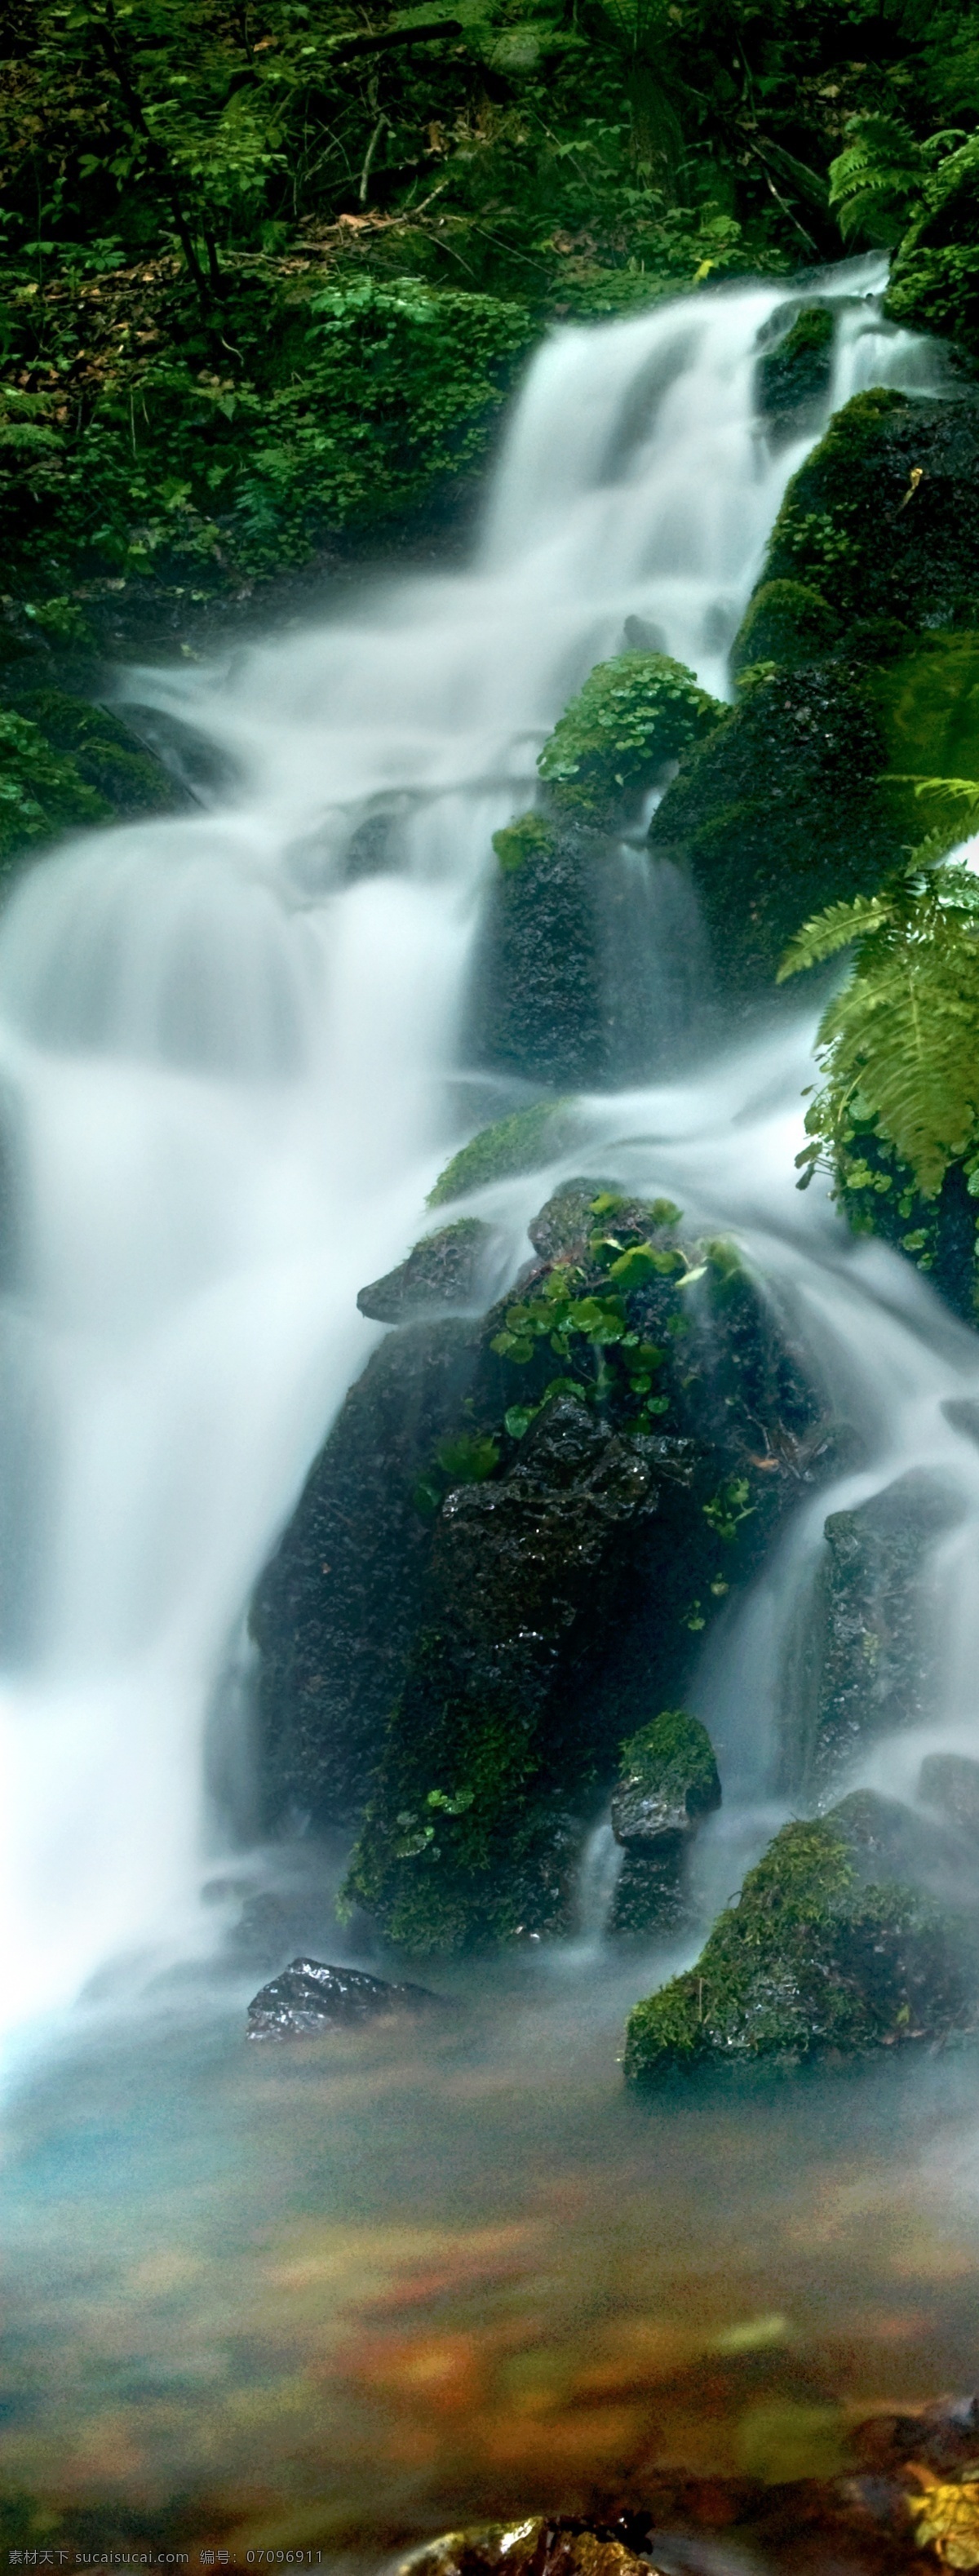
[427,1101,578,1208]
[730,579,839,681]
[623,1813,975,2081]
[491,811,557,875]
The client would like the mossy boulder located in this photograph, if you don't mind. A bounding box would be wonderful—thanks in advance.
[609,1706,721,1935]
[761,388,979,636]
[536,650,722,824]
[623,1807,978,2082]
[332,1197,830,1953]
[612,1707,720,1842]
[649,660,895,996]
[357,1219,495,1324]
[468,814,609,1087]
[729,579,839,681]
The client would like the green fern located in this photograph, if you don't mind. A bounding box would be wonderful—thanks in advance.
[778,849,979,1208]
[828,113,925,246]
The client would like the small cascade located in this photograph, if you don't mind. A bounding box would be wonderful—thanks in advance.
[0,257,954,2049]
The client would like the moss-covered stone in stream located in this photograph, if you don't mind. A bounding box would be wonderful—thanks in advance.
[729,579,840,681]
[649,659,895,996]
[609,1706,721,1935]
[660,390,979,1005]
[330,1198,831,1953]
[536,650,722,825]
[622,1809,978,2082]
[426,1101,580,1208]
[760,389,979,634]
[469,815,609,1087]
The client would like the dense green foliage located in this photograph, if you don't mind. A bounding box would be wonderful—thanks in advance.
[536,649,721,819]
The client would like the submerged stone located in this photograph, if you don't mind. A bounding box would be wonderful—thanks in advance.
[246,1955,439,2039]
[357,1219,494,1323]
[623,1807,978,2082]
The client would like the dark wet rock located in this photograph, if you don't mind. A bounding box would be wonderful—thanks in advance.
[357,1219,494,1323]
[919,1750,979,1839]
[798,1472,963,1797]
[250,1319,477,1825]
[609,1709,720,1935]
[755,300,835,443]
[623,1807,979,2082]
[467,812,609,1088]
[246,1955,438,2039]
[529,1180,656,1266]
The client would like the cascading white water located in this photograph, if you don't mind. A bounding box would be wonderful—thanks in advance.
[0,255,962,2051]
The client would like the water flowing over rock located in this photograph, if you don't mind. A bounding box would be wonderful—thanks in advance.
[0,259,966,2038]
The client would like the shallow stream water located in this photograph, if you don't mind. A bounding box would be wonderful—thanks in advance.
[4,260,979,2545]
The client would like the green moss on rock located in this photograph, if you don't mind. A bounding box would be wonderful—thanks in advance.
[613,1708,720,1841]
[623,1812,975,2082]
[536,650,722,822]
[491,811,556,875]
[427,1101,578,1208]
[730,579,839,681]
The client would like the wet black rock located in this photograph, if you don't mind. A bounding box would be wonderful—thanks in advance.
[795,1471,963,1797]
[250,1318,478,1824]
[919,1750,979,1839]
[246,1955,439,2039]
[357,1219,494,1323]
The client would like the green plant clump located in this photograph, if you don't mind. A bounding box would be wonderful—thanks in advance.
[623,1815,970,2080]
[427,1100,578,1208]
[536,650,722,818]
[0,707,109,862]
[491,811,557,875]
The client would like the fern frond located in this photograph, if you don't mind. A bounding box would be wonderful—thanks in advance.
[776,893,888,981]
[786,858,979,1203]
[828,114,924,242]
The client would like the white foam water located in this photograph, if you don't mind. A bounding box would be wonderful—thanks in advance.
[0,255,962,2048]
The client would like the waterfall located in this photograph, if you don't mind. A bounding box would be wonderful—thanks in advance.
[0,258,956,2051]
